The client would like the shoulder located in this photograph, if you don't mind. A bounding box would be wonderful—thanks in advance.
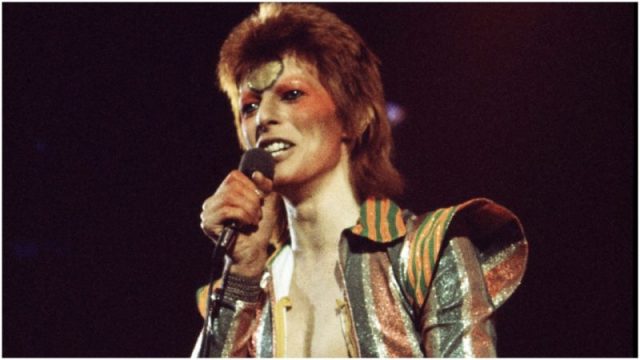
[401,198,528,310]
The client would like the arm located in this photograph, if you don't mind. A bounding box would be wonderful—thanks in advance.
[192,274,265,357]
[420,236,497,357]
[404,198,528,357]
[194,170,278,357]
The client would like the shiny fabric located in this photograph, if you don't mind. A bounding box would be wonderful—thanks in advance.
[192,197,528,357]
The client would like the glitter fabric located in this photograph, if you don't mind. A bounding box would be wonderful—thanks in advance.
[253,300,271,357]
[191,299,262,357]
[482,241,528,307]
[447,237,496,357]
[192,197,528,357]
[360,252,388,356]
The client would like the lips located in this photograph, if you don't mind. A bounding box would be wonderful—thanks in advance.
[258,138,295,157]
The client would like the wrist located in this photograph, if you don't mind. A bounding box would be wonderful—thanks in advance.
[230,252,268,278]
[223,272,264,303]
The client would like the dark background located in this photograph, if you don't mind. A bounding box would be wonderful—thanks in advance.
[3,3,637,357]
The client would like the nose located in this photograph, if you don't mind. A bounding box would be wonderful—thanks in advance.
[255,96,279,138]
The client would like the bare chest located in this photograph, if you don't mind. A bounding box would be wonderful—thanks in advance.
[284,261,349,357]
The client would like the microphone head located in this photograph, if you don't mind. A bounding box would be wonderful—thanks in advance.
[238,148,275,180]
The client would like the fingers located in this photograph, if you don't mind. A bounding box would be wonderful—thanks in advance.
[200,170,273,240]
[202,171,260,208]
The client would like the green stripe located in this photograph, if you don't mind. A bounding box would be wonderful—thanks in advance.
[360,201,370,238]
[417,209,446,300]
[444,205,458,234]
[428,226,436,270]
[430,208,456,275]
[405,206,461,307]
[387,202,399,239]
[411,210,441,301]
[408,215,429,300]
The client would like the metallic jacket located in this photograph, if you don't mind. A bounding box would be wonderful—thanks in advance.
[192,197,528,357]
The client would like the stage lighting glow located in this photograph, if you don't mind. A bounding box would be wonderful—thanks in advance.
[386,101,406,126]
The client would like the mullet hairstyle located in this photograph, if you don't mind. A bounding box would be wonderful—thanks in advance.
[217,3,404,202]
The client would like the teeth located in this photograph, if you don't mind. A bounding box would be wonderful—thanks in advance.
[263,141,292,154]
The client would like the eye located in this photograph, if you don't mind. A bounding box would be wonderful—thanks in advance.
[241,102,259,117]
[282,90,304,101]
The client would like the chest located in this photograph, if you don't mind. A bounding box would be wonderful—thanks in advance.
[284,260,349,357]
[258,243,423,358]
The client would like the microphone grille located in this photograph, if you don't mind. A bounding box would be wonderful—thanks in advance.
[238,148,275,180]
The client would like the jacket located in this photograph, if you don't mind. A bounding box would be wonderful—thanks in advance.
[192,197,528,357]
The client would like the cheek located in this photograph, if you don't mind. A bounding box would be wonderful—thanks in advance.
[241,122,255,148]
[312,118,345,154]
[306,99,342,138]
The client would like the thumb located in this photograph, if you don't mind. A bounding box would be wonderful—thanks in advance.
[251,170,273,195]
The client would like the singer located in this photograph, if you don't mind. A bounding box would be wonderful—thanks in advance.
[195,3,528,357]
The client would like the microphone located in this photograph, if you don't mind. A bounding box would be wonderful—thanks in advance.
[239,147,275,181]
[199,148,274,357]
[217,148,275,252]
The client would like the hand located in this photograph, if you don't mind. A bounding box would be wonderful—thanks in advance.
[200,170,279,277]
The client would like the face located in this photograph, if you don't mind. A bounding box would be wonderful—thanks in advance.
[238,56,346,191]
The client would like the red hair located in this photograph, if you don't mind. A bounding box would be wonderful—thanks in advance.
[218,3,403,201]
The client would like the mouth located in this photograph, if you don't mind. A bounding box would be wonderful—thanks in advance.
[258,138,295,158]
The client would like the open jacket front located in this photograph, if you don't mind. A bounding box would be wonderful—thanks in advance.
[193,197,528,357]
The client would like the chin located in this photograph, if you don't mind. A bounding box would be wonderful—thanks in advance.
[272,170,308,194]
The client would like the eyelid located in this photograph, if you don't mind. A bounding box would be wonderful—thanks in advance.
[281,89,304,101]
[240,92,260,117]
[241,102,259,117]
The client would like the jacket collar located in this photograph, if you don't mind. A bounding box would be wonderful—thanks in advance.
[347,197,407,243]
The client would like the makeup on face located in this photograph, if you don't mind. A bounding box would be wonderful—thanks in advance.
[246,60,284,92]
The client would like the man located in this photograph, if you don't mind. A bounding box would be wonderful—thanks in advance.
[195,3,528,357]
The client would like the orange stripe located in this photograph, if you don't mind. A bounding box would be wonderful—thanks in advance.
[420,225,440,296]
[414,275,424,306]
[407,215,432,301]
[413,210,450,305]
[421,209,454,304]
[412,215,436,282]
[380,199,391,241]
[395,210,406,237]
[406,230,417,299]
[366,198,378,241]
[351,223,363,236]
[413,220,432,305]
[423,215,442,284]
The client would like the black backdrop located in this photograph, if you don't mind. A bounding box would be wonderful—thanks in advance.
[3,3,637,357]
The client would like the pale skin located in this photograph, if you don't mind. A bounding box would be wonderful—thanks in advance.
[200,55,360,357]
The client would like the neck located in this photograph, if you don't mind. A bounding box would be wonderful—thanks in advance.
[282,152,360,257]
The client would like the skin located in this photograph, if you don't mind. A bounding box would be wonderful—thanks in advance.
[200,55,360,357]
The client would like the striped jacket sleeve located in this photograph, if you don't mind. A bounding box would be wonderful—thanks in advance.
[192,279,264,357]
[403,198,528,357]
